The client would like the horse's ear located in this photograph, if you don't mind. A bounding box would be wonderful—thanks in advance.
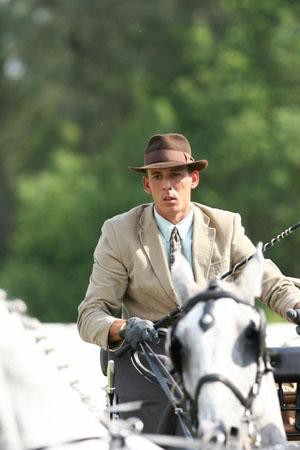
[234,242,264,305]
[171,252,199,304]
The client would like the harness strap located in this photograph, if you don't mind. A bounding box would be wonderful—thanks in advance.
[187,354,271,430]
[140,342,192,437]
[189,373,252,424]
[182,286,254,315]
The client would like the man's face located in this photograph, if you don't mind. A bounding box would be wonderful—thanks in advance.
[143,166,199,224]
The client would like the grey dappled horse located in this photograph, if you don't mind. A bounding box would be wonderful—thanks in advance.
[167,246,287,449]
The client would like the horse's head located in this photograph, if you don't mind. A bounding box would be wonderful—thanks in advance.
[166,245,286,448]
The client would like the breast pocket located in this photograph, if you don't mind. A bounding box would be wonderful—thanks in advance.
[208,258,230,279]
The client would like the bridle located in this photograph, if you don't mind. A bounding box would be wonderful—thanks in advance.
[169,280,272,440]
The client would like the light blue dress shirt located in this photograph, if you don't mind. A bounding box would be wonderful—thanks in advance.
[153,207,194,268]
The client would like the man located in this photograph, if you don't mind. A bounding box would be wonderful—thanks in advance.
[77,133,300,433]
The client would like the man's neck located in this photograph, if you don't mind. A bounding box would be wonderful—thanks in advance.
[154,206,192,225]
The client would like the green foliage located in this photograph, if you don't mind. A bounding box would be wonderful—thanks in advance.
[0,151,104,320]
[1,0,300,322]
[257,301,284,324]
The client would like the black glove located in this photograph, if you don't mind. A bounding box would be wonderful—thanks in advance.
[286,309,300,335]
[119,317,158,350]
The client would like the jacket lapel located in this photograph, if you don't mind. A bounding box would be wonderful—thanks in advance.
[138,205,179,306]
[192,204,216,289]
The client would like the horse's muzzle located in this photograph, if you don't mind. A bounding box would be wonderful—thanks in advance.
[198,420,227,446]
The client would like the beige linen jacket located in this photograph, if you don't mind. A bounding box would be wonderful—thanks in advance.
[77,203,300,349]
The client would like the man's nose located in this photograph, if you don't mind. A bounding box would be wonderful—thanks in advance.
[162,177,172,189]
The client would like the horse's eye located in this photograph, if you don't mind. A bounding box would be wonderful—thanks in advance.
[245,321,258,340]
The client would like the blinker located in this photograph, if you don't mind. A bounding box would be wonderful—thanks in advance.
[245,320,257,340]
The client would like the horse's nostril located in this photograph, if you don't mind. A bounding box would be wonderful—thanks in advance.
[209,435,218,443]
[199,420,227,445]
[230,426,239,437]
[209,430,226,444]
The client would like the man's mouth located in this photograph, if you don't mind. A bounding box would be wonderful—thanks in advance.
[163,195,176,201]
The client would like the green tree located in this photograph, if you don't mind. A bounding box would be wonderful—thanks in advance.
[1,0,300,322]
[0,150,103,320]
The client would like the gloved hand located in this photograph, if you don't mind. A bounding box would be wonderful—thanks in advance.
[286,309,300,335]
[119,317,158,350]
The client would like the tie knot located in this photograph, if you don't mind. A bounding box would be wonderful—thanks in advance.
[170,226,180,243]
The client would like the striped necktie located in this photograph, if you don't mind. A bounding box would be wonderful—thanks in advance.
[169,226,182,268]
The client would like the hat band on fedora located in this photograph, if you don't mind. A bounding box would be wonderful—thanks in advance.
[145,150,195,165]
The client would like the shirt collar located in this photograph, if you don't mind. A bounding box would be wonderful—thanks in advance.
[154,207,194,241]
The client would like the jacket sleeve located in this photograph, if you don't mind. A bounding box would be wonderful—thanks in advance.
[231,213,300,320]
[77,220,128,349]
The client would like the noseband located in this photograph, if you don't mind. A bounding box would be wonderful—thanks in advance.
[169,281,271,433]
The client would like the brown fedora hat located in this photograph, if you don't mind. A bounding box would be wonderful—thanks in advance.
[129,133,208,173]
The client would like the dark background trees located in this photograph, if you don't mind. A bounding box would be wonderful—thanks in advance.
[0,0,299,322]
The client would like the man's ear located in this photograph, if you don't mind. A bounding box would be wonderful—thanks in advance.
[191,170,200,189]
[143,176,152,194]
